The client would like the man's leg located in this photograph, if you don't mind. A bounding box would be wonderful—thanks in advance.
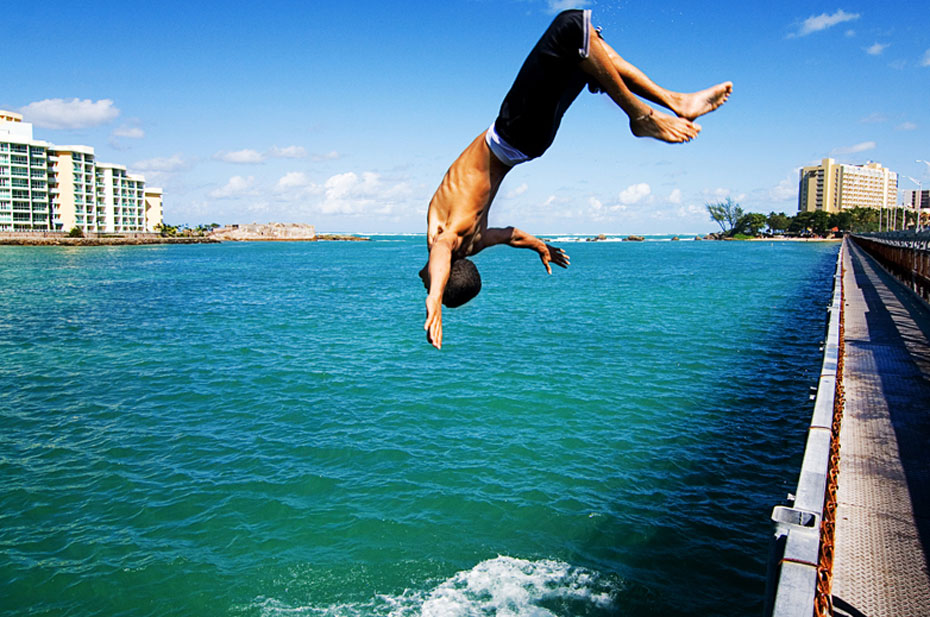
[580,33,731,142]
[596,39,732,122]
[580,36,699,143]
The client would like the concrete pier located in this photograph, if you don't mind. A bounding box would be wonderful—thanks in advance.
[832,239,930,616]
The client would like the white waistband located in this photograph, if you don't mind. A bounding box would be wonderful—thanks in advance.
[485,123,531,167]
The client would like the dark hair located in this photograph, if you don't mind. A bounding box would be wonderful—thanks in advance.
[442,258,481,308]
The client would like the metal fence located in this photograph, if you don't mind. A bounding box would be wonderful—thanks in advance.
[851,231,930,304]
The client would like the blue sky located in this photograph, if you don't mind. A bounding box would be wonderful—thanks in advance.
[3,0,929,234]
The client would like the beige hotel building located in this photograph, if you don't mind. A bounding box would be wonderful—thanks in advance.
[0,110,163,233]
[798,158,898,214]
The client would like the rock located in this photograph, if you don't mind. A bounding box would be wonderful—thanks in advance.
[624,235,645,242]
[209,222,316,241]
[671,236,680,241]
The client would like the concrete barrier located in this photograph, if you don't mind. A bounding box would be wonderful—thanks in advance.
[764,240,845,617]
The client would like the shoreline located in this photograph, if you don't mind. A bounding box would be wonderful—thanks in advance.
[0,236,219,246]
[0,234,370,247]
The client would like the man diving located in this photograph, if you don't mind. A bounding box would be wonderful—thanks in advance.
[421,9,732,349]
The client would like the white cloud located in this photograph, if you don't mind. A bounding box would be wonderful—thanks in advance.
[214,145,310,164]
[268,145,307,159]
[769,176,798,202]
[896,122,918,131]
[677,204,707,218]
[209,175,255,199]
[133,154,188,172]
[275,171,312,191]
[792,9,860,37]
[830,141,876,155]
[506,183,528,199]
[865,43,889,56]
[668,188,682,204]
[273,172,324,202]
[312,150,341,162]
[20,98,119,129]
[112,125,144,138]
[317,171,410,215]
[214,149,265,164]
[860,112,887,124]
[922,49,930,67]
[619,182,651,205]
[703,188,746,203]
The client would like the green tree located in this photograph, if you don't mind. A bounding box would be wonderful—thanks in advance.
[155,222,179,237]
[67,226,84,238]
[789,211,814,235]
[829,211,853,232]
[850,208,880,232]
[766,211,791,235]
[706,197,744,234]
[733,212,768,237]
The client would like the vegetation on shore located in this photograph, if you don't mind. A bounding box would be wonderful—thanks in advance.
[706,198,921,239]
[156,223,220,237]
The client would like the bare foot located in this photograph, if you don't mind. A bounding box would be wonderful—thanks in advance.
[674,82,732,121]
[630,109,701,143]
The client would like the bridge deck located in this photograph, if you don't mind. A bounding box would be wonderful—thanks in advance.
[832,239,930,616]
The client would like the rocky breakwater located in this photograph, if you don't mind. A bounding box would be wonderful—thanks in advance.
[209,223,368,242]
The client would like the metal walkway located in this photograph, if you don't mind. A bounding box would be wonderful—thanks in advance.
[832,239,930,616]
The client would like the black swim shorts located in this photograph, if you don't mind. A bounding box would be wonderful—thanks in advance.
[492,9,599,161]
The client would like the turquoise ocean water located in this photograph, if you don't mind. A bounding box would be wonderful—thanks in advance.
[0,237,838,616]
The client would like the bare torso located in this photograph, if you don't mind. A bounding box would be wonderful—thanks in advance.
[426,132,511,258]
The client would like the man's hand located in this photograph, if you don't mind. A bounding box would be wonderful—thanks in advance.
[537,242,570,274]
[424,294,443,350]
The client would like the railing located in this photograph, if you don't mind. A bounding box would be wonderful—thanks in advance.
[765,240,846,617]
[850,231,930,304]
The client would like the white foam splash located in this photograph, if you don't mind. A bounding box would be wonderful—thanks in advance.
[418,556,613,617]
[248,556,616,617]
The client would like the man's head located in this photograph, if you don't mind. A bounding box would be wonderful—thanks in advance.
[419,258,482,308]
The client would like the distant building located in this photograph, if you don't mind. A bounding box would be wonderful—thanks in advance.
[0,110,163,233]
[903,189,929,211]
[798,158,898,214]
[0,111,51,231]
[144,188,163,233]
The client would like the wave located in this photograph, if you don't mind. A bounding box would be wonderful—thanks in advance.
[248,556,617,617]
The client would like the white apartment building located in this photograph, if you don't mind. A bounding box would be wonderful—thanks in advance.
[96,163,147,233]
[798,158,898,214]
[0,111,51,231]
[0,110,163,233]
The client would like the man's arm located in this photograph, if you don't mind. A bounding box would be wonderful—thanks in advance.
[423,236,455,350]
[478,226,570,273]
